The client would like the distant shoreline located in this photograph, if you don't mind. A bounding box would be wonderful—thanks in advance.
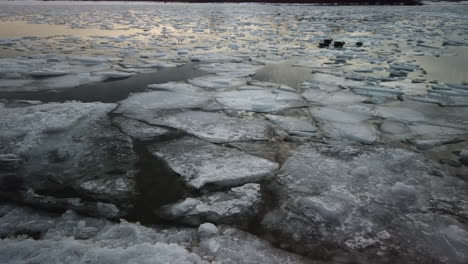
[40,0,424,5]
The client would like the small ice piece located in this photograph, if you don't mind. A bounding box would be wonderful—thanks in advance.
[160,183,262,225]
[116,91,210,115]
[147,82,206,94]
[113,117,169,140]
[188,75,246,90]
[148,111,275,143]
[265,114,317,137]
[198,223,219,237]
[151,138,278,189]
[215,90,305,113]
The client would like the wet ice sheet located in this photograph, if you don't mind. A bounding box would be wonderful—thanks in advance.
[150,138,278,189]
[1,2,468,264]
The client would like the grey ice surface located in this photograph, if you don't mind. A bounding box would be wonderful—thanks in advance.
[1,1,468,264]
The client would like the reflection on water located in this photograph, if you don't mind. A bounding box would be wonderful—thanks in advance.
[0,63,206,103]
[254,63,312,89]
[0,21,147,38]
[414,47,468,84]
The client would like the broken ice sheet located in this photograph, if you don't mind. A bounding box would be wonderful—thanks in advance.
[115,90,211,116]
[150,137,278,189]
[265,114,317,137]
[147,82,206,94]
[263,143,468,263]
[188,75,247,90]
[310,106,379,144]
[0,102,138,216]
[215,89,306,113]
[112,117,169,140]
[140,110,277,143]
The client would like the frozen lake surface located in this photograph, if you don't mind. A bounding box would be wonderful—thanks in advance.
[1,1,468,264]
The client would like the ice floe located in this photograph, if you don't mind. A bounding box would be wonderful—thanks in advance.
[150,138,278,189]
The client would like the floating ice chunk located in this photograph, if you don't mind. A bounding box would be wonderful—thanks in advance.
[29,70,69,77]
[374,105,426,122]
[151,138,278,189]
[0,79,34,91]
[309,73,364,87]
[190,53,243,63]
[265,142,468,262]
[79,177,135,203]
[177,49,190,55]
[389,62,418,72]
[196,63,260,77]
[310,107,378,144]
[0,102,138,213]
[37,73,106,91]
[20,190,124,219]
[302,89,367,105]
[113,117,169,140]
[159,183,262,225]
[73,57,109,65]
[147,82,206,94]
[380,120,410,134]
[147,111,275,143]
[137,59,177,68]
[188,75,246,90]
[99,71,134,79]
[116,91,210,115]
[215,90,305,113]
[265,114,317,137]
[408,138,463,150]
[349,85,404,96]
